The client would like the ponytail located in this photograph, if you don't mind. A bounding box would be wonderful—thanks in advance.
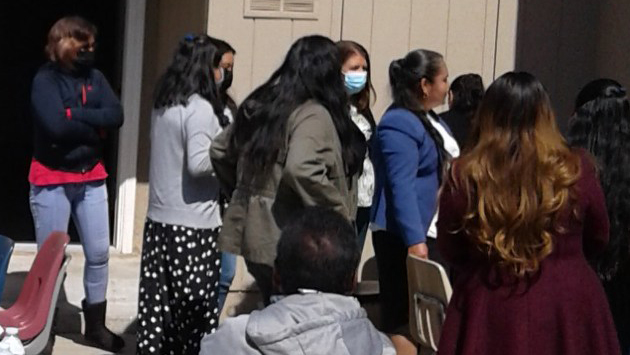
[388,49,450,179]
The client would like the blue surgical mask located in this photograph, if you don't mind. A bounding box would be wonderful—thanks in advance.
[344,71,367,95]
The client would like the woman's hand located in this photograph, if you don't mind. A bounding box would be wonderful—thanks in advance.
[408,242,428,259]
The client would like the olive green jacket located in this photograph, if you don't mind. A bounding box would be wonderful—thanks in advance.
[210,101,357,266]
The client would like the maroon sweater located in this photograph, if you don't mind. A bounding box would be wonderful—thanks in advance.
[436,152,620,355]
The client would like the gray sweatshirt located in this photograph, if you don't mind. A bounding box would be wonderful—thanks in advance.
[147,94,223,229]
[199,292,396,355]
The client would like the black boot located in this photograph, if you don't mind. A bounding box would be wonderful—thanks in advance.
[82,299,125,353]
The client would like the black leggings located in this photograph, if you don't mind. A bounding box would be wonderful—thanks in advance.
[372,231,447,334]
[245,260,274,306]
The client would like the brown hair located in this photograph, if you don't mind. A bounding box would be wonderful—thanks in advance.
[336,40,375,113]
[451,72,581,276]
[45,16,96,65]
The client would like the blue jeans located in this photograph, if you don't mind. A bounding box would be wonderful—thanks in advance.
[218,252,236,312]
[29,181,111,304]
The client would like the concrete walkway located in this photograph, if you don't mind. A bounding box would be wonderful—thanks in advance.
[4,246,140,354]
[4,245,264,354]
[4,233,378,354]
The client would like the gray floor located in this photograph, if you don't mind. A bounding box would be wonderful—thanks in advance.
[4,247,140,354]
[4,233,379,354]
[4,245,269,354]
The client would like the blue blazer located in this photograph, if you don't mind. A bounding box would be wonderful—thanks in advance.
[370,107,448,246]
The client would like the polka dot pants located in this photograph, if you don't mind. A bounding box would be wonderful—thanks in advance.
[136,219,221,355]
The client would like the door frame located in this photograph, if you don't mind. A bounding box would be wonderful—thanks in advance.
[113,0,146,253]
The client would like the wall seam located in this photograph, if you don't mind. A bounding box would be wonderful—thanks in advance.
[407,0,413,50]
[369,0,376,54]
[250,19,256,92]
[340,0,345,39]
[481,0,488,78]
[493,0,501,79]
[202,0,210,33]
[445,0,452,59]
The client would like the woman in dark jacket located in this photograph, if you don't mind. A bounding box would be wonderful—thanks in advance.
[29,16,124,352]
[568,78,630,354]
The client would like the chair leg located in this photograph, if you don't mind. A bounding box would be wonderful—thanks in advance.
[418,344,437,355]
[40,306,58,355]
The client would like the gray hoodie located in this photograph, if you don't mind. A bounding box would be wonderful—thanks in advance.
[199,292,395,355]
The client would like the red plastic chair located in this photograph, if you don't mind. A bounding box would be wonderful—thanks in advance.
[0,231,70,341]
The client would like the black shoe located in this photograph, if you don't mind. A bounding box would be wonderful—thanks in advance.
[82,299,125,353]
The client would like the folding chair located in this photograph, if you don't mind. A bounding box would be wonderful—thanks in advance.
[23,254,71,355]
[407,254,452,353]
[0,231,70,351]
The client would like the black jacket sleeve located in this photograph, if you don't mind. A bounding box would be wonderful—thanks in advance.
[70,70,124,129]
[30,71,100,144]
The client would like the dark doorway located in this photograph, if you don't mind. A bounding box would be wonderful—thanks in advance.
[0,0,125,242]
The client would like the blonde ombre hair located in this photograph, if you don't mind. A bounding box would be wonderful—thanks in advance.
[451,72,581,276]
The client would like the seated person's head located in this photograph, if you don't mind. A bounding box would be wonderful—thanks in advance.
[273,207,361,295]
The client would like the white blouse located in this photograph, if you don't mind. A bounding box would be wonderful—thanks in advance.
[427,111,460,238]
[350,105,375,208]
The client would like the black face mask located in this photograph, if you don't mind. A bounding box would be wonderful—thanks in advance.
[220,69,233,92]
[73,51,95,72]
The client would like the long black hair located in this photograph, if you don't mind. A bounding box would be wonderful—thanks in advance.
[336,40,376,133]
[228,35,366,185]
[450,73,484,113]
[209,36,237,120]
[154,34,228,126]
[389,49,449,176]
[568,78,630,280]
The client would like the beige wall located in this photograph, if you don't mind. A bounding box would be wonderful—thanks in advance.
[207,0,343,105]
[208,0,518,118]
[134,0,209,252]
[137,0,209,183]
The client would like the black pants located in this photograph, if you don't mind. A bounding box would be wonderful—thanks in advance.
[372,231,448,334]
[245,260,274,306]
[426,237,449,275]
[355,206,371,251]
